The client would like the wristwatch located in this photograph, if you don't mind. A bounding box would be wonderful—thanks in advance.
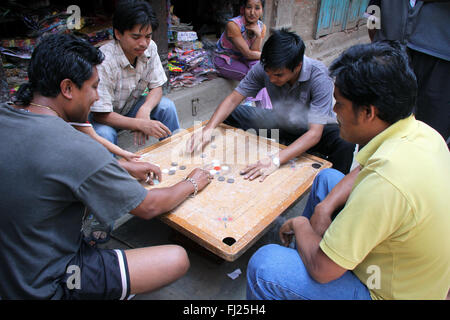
[271,156,280,168]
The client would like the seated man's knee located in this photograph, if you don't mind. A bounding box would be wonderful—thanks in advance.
[247,244,280,279]
[315,168,345,188]
[157,97,176,113]
[167,245,190,278]
[247,244,297,300]
[152,97,180,132]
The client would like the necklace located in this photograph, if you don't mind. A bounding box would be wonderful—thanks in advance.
[29,102,61,118]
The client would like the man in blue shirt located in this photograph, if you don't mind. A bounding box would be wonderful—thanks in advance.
[187,29,355,178]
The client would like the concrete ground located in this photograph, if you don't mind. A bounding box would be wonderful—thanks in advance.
[100,29,370,300]
[100,195,309,300]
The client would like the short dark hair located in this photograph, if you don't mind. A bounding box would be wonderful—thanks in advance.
[329,41,417,124]
[113,0,159,39]
[14,34,104,106]
[260,29,305,71]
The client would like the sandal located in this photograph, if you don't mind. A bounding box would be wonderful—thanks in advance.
[82,215,114,246]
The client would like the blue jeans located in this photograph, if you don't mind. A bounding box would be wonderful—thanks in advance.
[90,96,180,146]
[246,169,372,300]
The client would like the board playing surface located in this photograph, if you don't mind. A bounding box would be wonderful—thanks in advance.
[136,123,332,261]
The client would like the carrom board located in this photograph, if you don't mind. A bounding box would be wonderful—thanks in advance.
[136,123,332,261]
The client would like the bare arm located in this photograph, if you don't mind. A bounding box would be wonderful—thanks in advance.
[248,23,265,53]
[186,90,245,153]
[131,181,194,219]
[92,108,171,142]
[241,123,324,182]
[278,124,324,165]
[74,124,99,139]
[74,125,140,161]
[227,22,262,61]
[206,90,246,130]
[280,217,347,283]
[315,165,360,215]
[135,87,163,120]
[310,165,361,236]
[117,159,161,183]
[130,168,212,219]
[133,87,171,144]
[92,111,140,131]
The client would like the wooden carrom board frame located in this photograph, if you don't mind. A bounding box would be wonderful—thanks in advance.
[136,123,332,261]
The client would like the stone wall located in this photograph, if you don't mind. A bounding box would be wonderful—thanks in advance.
[263,0,318,40]
[292,0,319,41]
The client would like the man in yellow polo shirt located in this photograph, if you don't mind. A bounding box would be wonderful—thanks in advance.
[246,41,450,300]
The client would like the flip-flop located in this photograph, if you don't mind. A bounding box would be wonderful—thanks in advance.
[84,223,113,246]
[82,216,114,246]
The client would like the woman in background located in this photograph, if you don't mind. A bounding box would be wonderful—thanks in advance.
[214,0,271,109]
[214,0,266,81]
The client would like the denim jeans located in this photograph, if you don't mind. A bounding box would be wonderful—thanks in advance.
[246,169,372,300]
[90,96,180,146]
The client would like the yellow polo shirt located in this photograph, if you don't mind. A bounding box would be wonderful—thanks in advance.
[320,116,450,300]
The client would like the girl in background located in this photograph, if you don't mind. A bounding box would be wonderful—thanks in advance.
[214,0,272,109]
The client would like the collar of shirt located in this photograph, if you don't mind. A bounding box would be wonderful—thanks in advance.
[356,115,416,167]
[113,40,151,70]
[276,56,313,91]
[297,56,313,83]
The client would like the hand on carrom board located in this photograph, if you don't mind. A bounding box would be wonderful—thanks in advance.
[127,160,162,185]
[186,168,213,192]
[186,127,213,153]
[240,156,279,182]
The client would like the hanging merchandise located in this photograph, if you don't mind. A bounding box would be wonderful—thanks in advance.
[166,1,218,90]
[168,47,218,89]
[0,3,113,99]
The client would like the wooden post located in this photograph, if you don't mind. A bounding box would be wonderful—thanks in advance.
[0,56,9,103]
[148,0,168,61]
[147,0,169,92]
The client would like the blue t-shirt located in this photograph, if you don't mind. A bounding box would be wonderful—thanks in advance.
[0,103,147,299]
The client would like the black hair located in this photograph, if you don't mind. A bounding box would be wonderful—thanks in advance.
[14,33,104,106]
[239,0,265,8]
[329,40,417,124]
[260,28,305,71]
[113,0,159,40]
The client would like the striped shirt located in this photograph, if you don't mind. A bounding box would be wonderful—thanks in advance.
[91,40,167,115]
